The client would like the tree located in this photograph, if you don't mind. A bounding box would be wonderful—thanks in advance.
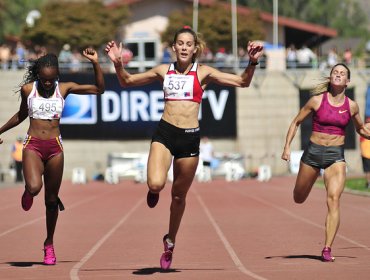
[0,0,45,43]
[161,3,264,53]
[21,0,129,52]
[236,0,369,39]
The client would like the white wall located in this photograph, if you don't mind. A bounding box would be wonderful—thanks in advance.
[0,68,368,180]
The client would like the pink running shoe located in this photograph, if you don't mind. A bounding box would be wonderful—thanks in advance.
[160,234,175,270]
[43,244,56,265]
[21,189,33,211]
[321,247,335,262]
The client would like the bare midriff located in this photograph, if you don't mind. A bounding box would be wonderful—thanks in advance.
[310,131,345,146]
[27,118,61,139]
[161,101,200,128]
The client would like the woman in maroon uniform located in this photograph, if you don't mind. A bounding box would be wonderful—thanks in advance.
[282,63,370,262]
[105,26,263,269]
[0,48,104,265]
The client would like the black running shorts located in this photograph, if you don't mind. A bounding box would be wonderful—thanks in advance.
[152,119,200,159]
[301,141,345,169]
[362,157,370,172]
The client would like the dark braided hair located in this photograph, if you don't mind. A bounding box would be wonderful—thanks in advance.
[18,53,59,94]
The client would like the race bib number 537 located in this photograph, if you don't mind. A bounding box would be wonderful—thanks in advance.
[163,74,194,100]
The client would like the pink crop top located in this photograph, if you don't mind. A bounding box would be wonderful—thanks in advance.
[163,62,204,103]
[312,92,351,136]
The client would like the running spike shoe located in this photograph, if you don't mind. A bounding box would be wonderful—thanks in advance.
[160,234,175,270]
[321,246,335,262]
[43,244,56,265]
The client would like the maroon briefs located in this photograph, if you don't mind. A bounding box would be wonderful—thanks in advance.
[23,134,63,162]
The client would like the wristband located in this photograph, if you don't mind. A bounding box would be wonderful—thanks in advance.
[249,61,259,66]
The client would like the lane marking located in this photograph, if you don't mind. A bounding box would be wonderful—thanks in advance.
[231,187,370,251]
[193,188,268,280]
[69,198,144,280]
[0,188,120,238]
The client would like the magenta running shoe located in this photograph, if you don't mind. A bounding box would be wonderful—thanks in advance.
[43,244,56,265]
[21,189,33,211]
[321,247,335,262]
[160,234,175,270]
[147,191,159,208]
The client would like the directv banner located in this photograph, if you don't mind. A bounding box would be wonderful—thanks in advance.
[59,73,236,140]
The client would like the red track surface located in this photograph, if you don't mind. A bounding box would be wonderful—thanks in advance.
[0,176,370,280]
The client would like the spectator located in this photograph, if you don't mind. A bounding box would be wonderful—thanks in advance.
[15,42,26,69]
[199,136,214,182]
[286,44,297,68]
[11,136,23,183]
[297,45,316,67]
[214,47,227,68]
[161,43,172,63]
[343,48,352,65]
[58,44,73,66]
[327,47,338,68]
[0,43,11,70]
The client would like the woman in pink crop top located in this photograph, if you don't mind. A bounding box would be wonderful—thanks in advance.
[0,48,105,265]
[282,63,370,262]
[105,27,263,269]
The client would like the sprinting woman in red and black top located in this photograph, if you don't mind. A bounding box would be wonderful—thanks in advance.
[282,63,370,262]
[0,48,105,265]
[105,26,263,270]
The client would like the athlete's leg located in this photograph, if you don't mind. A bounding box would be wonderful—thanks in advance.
[323,162,346,248]
[43,152,64,246]
[293,161,320,203]
[147,142,173,193]
[22,149,44,196]
[167,156,199,243]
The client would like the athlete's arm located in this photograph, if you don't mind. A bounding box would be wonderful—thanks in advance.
[200,41,263,88]
[351,100,370,139]
[113,64,165,87]
[281,97,317,161]
[105,41,166,87]
[63,48,105,96]
[0,86,29,142]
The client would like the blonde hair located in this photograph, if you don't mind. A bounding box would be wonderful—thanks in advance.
[310,77,330,96]
[173,26,206,62]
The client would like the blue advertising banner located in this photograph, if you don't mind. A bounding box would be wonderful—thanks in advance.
[59,73,236,140]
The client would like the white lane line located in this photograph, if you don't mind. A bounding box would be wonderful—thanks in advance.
[193,188,268,280]
[0,189,119,238]
[69,198,144,280]
[233,188,370,251]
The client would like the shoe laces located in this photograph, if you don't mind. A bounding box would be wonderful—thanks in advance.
[44,245,55,257]
[163,249,173,261]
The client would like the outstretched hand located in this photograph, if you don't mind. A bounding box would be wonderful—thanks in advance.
[105,41,123,67]
[82,48,98,63]
[247,41,264,62]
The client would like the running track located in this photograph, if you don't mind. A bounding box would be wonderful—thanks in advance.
[0,176,370,280]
